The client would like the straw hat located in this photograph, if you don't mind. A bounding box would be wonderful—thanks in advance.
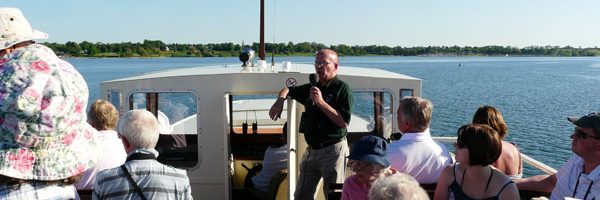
[0,7,48,50]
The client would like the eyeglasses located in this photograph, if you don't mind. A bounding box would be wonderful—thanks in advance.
[314,61,332,68]
[347,160,385,174]
[574,129,600,140]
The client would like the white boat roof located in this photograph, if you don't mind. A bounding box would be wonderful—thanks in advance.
[104,63,420,83]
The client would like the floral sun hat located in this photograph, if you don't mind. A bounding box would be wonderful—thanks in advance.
[0,8,48,51]
[0,9,101,181]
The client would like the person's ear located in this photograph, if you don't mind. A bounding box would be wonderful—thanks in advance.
[122,137,131,150]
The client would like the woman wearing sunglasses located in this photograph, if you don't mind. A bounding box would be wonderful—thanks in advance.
[434,124,519,200]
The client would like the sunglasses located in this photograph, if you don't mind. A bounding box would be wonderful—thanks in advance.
[574,129,600,140]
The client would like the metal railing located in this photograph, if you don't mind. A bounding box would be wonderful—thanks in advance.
[432,136,557,175]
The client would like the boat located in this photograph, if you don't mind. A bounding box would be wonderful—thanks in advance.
[92,1,555,199]
[94,58,555,199]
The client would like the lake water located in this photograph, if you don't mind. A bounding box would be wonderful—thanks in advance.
[69,56,600,175]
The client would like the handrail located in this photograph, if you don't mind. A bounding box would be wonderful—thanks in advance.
[431,136,557,175]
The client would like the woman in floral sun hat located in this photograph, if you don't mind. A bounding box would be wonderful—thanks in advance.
[0,7,102,199]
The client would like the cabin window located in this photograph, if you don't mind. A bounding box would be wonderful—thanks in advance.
[400,89,414,99]
[349,91,393,138]
[129,92,199,168]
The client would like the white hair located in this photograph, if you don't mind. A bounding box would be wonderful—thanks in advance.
[117,109,160,149]
[368,173,429,200]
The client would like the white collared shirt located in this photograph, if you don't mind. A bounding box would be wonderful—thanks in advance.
[551,155,600,200]
[77,130,127,189]
[387,128,453,184]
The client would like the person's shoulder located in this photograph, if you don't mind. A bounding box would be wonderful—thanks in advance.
[161,162,189,175]
[94,167,121,184]
[343,174,359,185]
[561,154,583,169]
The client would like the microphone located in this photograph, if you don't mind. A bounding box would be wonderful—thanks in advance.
[309,73,319,86]
[309,73,318,106]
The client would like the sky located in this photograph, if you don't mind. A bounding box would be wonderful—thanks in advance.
[4,0,600,48]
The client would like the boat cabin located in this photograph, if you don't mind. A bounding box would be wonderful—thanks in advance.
[99,62,421,199]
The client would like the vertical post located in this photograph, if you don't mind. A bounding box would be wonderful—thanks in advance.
[374,92,384,136]
[146,93,158,117]
[259,0,266,60]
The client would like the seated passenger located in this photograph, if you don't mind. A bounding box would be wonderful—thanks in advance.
[434,124,519,200]
[93,110,192,199]
[368,173,429,200]
[515,112,600,199]
[387,97,452,184]
[472,105,522,179]
[155,111,187,157]
[251,123,289,192]
[77,100,126,189]
[342,135,397,200]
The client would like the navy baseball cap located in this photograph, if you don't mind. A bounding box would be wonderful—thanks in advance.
[348,135,390,167]
[568,112,600,137]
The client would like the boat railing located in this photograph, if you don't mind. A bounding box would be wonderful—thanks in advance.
[432,136,557,175]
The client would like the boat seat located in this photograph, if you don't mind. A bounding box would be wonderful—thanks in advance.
[246,169,288,200]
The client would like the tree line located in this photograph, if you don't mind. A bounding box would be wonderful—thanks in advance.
[42,40,600,57]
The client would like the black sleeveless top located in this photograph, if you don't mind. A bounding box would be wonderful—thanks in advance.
[449,165,514,200]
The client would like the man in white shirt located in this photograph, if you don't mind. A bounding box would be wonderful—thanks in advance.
[516,112,600,200]
[251,124,289,192]
[386,97,452,184]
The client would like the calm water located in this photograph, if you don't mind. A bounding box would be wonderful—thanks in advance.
[69,56,600,176]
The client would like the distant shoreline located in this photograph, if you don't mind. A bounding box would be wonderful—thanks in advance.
[44,40,600,58]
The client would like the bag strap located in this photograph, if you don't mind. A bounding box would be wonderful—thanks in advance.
[121,165,148,200]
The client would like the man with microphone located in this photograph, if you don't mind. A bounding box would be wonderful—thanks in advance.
[269,49,354,199]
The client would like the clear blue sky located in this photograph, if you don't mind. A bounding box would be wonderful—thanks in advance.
[4,0,600,48]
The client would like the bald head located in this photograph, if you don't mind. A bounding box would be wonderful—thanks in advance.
[316,49,339,64]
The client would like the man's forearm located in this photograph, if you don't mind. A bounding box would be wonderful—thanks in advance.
[316,100,348,128]
[515,174,556,193]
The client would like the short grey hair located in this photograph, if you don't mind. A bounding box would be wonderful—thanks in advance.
[117,109,160,149]
[368,173,429,200]
[398,97,433,132]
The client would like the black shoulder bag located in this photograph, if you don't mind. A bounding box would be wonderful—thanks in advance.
[121,165,148,200]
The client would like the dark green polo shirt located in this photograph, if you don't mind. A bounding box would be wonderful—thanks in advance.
[288,76,354,146]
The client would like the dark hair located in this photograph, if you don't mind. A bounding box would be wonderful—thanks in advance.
[457,124,502,166]
[472,105,508,138]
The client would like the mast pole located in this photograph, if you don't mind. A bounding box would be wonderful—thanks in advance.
[259,0,266,60]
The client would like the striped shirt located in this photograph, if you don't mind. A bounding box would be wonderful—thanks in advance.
[92,156,192,200]
[551,155,600,200]
[0,181,78,200]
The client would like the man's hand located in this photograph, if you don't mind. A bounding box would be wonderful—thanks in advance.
[310,86,323,106]
[269,97,285,120]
